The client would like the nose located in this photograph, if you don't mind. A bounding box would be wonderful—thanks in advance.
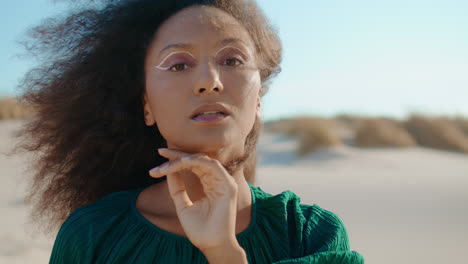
[193,62,224,95]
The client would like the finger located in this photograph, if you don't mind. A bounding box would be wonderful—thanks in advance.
[148,161,169,178]
[150,157,213,179]
[150,157,237,204]
[148,160,195,211]
[149,154,209,178]
[153,156,237,195]
[166,171,193,210]
[151,155,232,186]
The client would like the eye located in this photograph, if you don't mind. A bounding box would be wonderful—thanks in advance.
[168,63,189,72]
[223,57,243,67]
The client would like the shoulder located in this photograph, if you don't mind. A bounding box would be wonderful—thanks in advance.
[299,203,351,252]
[250,184,303,211]
[250,185,350,252]
[49,188,140,263]
[63,188,137,229]
[300,203,347,233]
[251,184,338,223]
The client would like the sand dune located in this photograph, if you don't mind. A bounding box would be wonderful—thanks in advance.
[1,120,467,263]
[257,132,468,263]
[0,120,55,264]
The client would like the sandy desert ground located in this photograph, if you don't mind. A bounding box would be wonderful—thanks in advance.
[1,119,467,263]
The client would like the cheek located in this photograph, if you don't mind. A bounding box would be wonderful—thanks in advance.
[224,70,260,110]
[146,70,188,107]
[145,76,187,134]
[224,71,260,133]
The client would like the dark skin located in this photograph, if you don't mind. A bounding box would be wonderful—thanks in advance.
[139,5,262,263]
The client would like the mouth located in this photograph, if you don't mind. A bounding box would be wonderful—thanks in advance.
[190,103,231,123]
[191,111,229,122]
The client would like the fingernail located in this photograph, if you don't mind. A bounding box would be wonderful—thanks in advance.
[158,148,167,152]
[149,167,158,174]
[159,163,169,170]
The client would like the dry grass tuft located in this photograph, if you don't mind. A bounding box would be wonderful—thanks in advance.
[332,114,367,144]
[354,118,417,148]
[266,117,342,156]
[266,114,468,155]
[0,97,34,120]
[334,114,365,132]
[404,115,468,153]
[452,117,468,136]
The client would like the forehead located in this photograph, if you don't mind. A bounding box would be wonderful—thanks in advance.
[151,5,255,50]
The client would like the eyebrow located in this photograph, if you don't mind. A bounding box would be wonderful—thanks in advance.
[158,38,248,58]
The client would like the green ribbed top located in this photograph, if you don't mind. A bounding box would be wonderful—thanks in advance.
[49,183,364,263]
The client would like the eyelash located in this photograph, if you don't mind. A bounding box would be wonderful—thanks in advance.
[167,57,244,72]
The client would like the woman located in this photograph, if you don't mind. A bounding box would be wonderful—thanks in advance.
[14,0,364,263]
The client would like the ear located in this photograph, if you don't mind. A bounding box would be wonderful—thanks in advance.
[143,93,156,126]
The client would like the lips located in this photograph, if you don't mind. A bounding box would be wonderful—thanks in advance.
[190,103,231,120]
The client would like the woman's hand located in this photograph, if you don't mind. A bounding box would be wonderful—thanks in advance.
[148,148,243,255]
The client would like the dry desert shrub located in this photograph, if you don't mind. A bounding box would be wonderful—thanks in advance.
[452,117,468,136]
[267,117,342,156]
[266,114,468,155]
[0,97,34,120]
[404,115,468,153]
[334,114,365,132]
[332,114,367,144]
[264,118,296,135]
[354,118,417,147]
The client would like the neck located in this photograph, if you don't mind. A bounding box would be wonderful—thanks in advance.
[159,144,252,216]
[157,166,252,217]
[185,165,249,204]
[183,165,249,201]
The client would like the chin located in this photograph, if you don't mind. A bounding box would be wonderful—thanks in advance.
[188,139,230,153]
[168,133,241,155]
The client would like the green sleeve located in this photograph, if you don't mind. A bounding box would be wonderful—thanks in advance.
[271,250,365,264]
[270,227,364,264]
[272,206,365,264]
[48,213,92,264]
[49,225,77,263]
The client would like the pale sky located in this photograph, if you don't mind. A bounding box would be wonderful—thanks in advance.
[1,0,467,121]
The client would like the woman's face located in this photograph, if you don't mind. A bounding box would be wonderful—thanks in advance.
[143,5,261,157]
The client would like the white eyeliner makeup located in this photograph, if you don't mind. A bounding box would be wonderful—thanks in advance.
[154,46,249,70]
[215,45,249,59]
[155,51,196,70]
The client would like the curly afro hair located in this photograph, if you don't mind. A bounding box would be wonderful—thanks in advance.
[10,0,282,234]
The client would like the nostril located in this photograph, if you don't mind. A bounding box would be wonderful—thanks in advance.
[197,87,220,93]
